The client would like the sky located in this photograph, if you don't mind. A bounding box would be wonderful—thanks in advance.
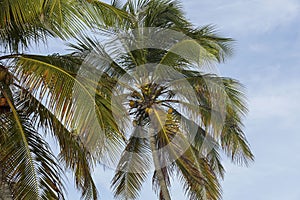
[31,0,300,199]
[183,0,300,200]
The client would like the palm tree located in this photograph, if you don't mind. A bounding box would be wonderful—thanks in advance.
[0,0,129,199]
[1,0,253,199]
[69,0,254,199]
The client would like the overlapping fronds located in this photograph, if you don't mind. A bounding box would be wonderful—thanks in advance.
[82,1,252,199]
[0,0,253,199]
[0,85,65,199]
[0,52,126,199]
[0,0,131,52]
[15,88,99,199]
[14,54,125,154]
[151,110,221,200]
[111,127,152,200]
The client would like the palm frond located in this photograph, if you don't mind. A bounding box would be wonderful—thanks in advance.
[184,25,234,63]
[136,0,190,29]
[111,127,151,200]
[151,109,221,200]
[81,0,132,30]
[0,84,65,199]
[170,74,253,165]
[14,54,125,155]
[221,107,254,166]
[14,88,99,199]
[175,147,221,200]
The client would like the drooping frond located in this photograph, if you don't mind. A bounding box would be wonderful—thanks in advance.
[80,0,132,30]
[151,109,221,200]
[15,88,99,199]
[0,0,131,52]
[175,147,221,200]
[175,112,225,179]
[0,84,65,199]
[182,25,234,63]
[170,73,253,165]
[13,54,125,155]
[111,127,152,200]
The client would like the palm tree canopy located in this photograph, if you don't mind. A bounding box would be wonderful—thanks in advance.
[68,0,254,200]
[0,0,129,199]
[0,0,253,200]
[0,0,130,52]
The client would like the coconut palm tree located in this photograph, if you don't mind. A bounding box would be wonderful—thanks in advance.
[68,0,254,199]
[0,0,129,199]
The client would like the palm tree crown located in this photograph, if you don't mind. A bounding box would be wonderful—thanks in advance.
[0,0,253,200]
[69,0,254,199]
[0,0,128,199]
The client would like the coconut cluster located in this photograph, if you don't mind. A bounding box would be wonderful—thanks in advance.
[0,65,12,113]
[128,82,173,126]
[0,65,13,85]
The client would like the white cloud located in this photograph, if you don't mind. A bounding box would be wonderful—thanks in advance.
[249,43,271,53]
[250,90,300,120]
[184,0,300,34]
[245,64,300,124]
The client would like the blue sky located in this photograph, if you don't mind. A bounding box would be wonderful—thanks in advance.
[183,1,300,200]
[33,0,300,199]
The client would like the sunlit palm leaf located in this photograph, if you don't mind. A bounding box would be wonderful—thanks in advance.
[15,88,99,199]
[0,85,65,199]
[14,54,125,154]
[71,0,254,198]
[0,0,130,51]
[111,127,152,200]
[151,110,221,200]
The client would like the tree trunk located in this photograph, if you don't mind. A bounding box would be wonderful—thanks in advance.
[149,134,171,200]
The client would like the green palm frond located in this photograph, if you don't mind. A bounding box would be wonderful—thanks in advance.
[0,0,66,51]
[40,0,86,40]
[111,127,151,200]
[1,85,40,199]
[190,75,253,164]
[13,54,125,153]
[150,110,221,200]
[159,39,216,70]
[183,25,234,63]
[0,0,131,52]
[68,35,128,78]
[175,148,221,200]
[0,0,38,27]
[0,51,127,198]
[132,0,189,29]
[170,73,253,164]
[81,0,132,29]
[14,88,99,199]
[221,108,254,165]
[173,111,225,179]
[0,85,65,199]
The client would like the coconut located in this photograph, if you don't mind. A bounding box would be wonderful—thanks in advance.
[129,100,136,108]
[132,120,138,127]
[0,97,8,107]
[145,107,153,115]
[0,70,6,82]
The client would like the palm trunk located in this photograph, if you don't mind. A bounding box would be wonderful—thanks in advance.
[149,134,171,200]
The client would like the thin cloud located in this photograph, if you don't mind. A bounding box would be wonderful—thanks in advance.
[184,0,300,34]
